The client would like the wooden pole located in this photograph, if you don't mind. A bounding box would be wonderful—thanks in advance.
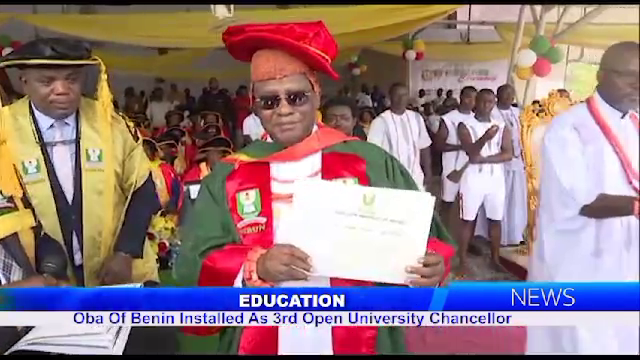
[506,5,527,86]
[522,6,549,106]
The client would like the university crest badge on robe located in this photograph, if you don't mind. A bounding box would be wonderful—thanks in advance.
[235,188,267,234]
[85,148,104,170]
[20,158,43,183]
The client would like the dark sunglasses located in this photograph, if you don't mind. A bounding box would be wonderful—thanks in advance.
[255,91,311,110]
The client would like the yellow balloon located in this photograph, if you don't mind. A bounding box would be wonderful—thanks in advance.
[359,64,368,73]
[515,66,533,80]
[412,39,426,53]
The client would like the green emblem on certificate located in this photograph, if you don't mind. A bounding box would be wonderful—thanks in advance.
[237,188,261,219]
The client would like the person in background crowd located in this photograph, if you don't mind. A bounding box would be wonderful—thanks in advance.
[358,106,375,136]
[492,84,527,247]
[370,84,384,111]
[233,85,251,146]
[457,89,513,278]
[355,83,373,108]
[181,88,196,114]
[200,111,230,139]
[139,90,148,113]
[435,86,477,239]
[167,83,185,107]
[431,87,445,109]
[175,21,454,355]
[0,37,161,288]
[142,139,182,215]
[197,77,236,139]
[147,87,174,131]
[180,136,233,222]
[242,111,265,145]
[322,96,367,140]
[423,102,440,134]
[368,82,433,191]
[527,41,639,356]
[445,89,455,102]
[123,86,141,116]
[415,88,428,108]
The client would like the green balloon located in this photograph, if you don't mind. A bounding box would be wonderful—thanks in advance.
[0,35,11,47]
[529,35,551,56]
[544,46,564,64]
[402,37,414,51]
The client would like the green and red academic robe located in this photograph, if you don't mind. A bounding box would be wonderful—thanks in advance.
[174,126,456,355]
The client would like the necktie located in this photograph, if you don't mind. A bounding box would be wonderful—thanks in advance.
[52,120,74,204]
[51,120,83,265]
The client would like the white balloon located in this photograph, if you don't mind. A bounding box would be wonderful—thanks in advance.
[404,49,416,61]
[351,67,361,76]
[1,47,13,56]
[516,48,537,68]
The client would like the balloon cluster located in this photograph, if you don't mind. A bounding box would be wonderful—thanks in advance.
[402,37,426,61]
[0,35,23,57]
[347,54,368,76]
[515,35,564,80]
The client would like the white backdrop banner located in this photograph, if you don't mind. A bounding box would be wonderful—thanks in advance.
[410,59,509,98]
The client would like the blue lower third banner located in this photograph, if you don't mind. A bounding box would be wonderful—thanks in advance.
[0,283,638,312]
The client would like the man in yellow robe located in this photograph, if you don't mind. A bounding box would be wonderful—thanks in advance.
[0,37,161,287]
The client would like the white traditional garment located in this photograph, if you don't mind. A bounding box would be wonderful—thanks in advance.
[367,109,432,189]
[440,109,472,203]
[242,113,265,141]
[527,91,639,355]
[458,118,506,222]
[492,105,527,246]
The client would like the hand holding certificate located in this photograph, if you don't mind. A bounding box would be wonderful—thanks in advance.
[276,179,441,285]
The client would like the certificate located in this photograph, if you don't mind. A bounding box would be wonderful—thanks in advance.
[278,179,436,285]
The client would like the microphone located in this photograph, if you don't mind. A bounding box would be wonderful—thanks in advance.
[35,233,70,281]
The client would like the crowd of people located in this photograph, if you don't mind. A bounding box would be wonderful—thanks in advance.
[0,19,637,355]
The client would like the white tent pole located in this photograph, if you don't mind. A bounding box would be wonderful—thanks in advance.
[554,5,608,41]
[522,5,549,105]
[553,5,573,35]
[506,5,526,86]
[529,5,540,28]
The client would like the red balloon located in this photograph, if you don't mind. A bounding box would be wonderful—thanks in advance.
[532,57,552,77]
[10,40,21,49]
[415,51,424,61]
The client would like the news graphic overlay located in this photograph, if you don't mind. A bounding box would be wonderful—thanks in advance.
[0,283,637,327]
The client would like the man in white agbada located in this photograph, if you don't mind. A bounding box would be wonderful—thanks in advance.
[491,84,527,246]
[527,41,639,355]
[367,82,432,190]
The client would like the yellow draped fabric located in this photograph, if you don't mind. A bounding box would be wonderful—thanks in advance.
[496,23,640,50]
[96,46,361,80]
[369,41,512,62]
[12,5,459,48]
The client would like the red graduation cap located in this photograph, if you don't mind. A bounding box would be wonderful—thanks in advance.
[222,21,340,80]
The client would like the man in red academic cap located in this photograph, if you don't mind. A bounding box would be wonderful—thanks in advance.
[174,21,456,355]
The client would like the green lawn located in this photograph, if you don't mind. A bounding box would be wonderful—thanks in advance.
[159,270,221,354]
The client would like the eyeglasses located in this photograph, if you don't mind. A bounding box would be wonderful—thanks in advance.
[254,91,311,110]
